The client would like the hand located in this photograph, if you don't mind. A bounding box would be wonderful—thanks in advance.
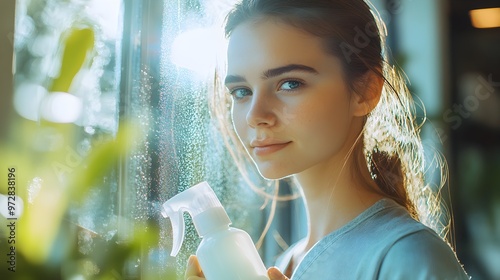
[185,255,205,280]
[185,255,289,280]
[268,267,289,280]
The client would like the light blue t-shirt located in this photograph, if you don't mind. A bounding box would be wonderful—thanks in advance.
[275,199,469,279]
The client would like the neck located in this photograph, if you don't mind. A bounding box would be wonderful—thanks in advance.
[293,119,383,251]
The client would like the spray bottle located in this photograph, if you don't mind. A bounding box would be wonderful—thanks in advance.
[161,181,269,280]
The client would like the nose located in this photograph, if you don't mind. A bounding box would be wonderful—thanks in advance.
[246,91,276,128]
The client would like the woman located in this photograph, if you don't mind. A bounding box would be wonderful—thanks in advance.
[186,0,469,279]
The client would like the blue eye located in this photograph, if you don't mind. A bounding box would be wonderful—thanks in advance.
[229,88,252,100]
[279,80,302,91]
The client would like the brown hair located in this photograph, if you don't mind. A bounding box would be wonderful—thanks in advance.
[211,0,449,243]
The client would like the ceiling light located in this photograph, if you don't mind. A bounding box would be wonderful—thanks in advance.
[469,8,500,29]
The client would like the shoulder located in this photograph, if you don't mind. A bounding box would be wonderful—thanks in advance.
[378,229,469,280]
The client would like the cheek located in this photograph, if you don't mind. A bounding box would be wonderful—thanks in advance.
[231,105,248,141]
[298,91,352,151]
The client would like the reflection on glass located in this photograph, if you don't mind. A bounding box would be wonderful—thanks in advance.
[170,27,223,77]
[3,0,274,279]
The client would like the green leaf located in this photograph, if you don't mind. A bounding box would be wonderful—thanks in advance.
[50,27,95,93]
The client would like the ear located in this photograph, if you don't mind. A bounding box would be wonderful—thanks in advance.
[350,70,383,117]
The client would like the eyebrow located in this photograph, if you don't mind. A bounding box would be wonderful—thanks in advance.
[224,64,318,86]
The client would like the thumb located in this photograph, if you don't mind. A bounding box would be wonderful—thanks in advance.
[268,267,289,280]
[185,255,204,279]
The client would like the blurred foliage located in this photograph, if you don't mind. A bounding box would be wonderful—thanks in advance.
[0,0,174,279]
[50,27,95,92]
[0,117,170,279]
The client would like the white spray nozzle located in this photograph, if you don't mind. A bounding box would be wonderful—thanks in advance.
[161,181,231,257]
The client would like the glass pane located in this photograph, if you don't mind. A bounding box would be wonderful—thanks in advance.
[1,0,278,279]
[133,0,269,278]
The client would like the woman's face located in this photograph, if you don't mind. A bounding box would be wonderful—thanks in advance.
[226,20,359,180]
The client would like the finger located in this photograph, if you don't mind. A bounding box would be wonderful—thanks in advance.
[268,266,289,280]
[185,255,204,279]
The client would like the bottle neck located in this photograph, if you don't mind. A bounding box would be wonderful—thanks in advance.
[193,207,231,237]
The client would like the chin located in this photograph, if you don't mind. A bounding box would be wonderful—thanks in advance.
[255,164,295,180]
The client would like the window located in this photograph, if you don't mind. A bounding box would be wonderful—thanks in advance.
[2,0,273,278]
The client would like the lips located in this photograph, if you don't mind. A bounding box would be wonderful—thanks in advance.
[250,140,292,156]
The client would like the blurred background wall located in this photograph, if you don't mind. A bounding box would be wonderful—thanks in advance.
[393,1,500,279]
